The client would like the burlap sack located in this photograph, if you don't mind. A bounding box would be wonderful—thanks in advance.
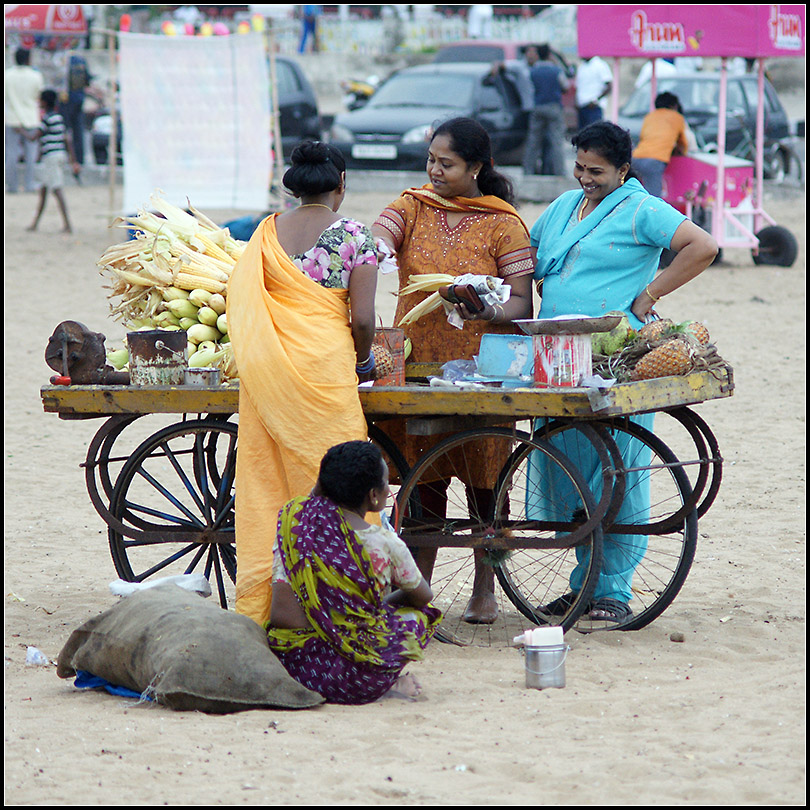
[56,585,324,713]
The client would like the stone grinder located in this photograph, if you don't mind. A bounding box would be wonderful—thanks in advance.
[45,321,131,385]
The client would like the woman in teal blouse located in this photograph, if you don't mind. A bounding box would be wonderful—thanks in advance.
[528,122,717,625]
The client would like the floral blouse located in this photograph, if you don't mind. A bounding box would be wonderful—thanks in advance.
[290,218,379,289]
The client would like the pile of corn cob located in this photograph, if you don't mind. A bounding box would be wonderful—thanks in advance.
[98,193,245,379]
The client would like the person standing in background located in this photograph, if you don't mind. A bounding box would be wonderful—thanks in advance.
[298,5,321,53]
[522,44,570,177]
[59,54,90,173]
[467,5,494,39]
[632,92,690,198]
[576,55,612,130]
[5,48,44,194]
[27,89,80,233]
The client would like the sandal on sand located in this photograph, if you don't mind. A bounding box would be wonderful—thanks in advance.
[536,592,579,617]
[585,597,633,626]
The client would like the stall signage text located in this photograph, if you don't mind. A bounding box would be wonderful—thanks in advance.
[769,5,803,50]
[628,10,686,53]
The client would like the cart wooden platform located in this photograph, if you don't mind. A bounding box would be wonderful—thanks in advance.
[40,364,733,643]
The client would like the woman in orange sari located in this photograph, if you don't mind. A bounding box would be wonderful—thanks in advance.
[227,141,379,625]
[372,117,535,623]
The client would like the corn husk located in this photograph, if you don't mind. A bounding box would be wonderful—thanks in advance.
[98,191,246,379]
[397,273,455,326]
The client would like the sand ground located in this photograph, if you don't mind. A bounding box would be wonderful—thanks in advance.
[4,172,806,805]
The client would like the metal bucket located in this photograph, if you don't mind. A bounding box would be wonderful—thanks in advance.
[184,367,221,387]
[127,330,188,386]
[524,644,569,690]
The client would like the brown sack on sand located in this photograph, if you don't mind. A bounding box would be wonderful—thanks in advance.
[56,585,324,714]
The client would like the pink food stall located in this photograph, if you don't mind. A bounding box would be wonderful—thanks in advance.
[577,4,805,266]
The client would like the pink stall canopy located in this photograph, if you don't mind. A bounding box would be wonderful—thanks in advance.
[578,5,805,59]
[4,5,88,36]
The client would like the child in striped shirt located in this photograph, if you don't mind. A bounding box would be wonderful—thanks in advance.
[27,89,79,233]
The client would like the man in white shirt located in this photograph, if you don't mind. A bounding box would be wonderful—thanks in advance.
[5,48,44,193]
[576,56,612,130]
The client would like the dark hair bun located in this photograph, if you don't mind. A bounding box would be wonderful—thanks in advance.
[283,140,346,197]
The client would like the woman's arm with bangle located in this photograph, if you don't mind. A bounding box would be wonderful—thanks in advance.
[347,262,378,381]
[631,220,718,321]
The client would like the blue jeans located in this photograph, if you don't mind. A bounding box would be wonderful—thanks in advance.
[634,158,667,198]
[523,104,566,176]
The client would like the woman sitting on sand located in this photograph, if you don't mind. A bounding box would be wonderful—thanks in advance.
[266,441,442,704]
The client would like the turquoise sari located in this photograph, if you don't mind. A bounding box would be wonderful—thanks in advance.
[528,179,686,604]
[531,178,685,329]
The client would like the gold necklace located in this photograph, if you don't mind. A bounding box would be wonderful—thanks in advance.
[578,199,589,221]
[298,203,334,212]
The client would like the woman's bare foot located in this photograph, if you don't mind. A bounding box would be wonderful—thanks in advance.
[383,672,422,701]
[462,591,498,624]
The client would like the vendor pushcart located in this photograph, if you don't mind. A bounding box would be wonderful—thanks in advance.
[41,353,733,645]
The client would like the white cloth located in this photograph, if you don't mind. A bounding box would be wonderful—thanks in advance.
[4,65,44,128]
[576,57,612,107]
[467,4,494,38]
[634,59,678,88]
[118,33,271,212]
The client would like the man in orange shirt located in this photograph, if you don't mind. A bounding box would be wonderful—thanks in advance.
[632,92,690,197]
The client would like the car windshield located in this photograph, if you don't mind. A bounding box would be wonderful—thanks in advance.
[435,45,507,63]
[367,73,476,109]
[622,78,728,117]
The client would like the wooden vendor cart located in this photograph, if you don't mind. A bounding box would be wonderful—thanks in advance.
[40,365,733,645]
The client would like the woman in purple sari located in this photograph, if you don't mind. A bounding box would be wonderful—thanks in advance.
[266,441,442,704]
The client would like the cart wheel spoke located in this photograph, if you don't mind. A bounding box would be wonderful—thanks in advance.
[108,418,238,610]
[395,428,602,646]
[578,419,698,632]
[128,542,203,581]
[493,432,603,633]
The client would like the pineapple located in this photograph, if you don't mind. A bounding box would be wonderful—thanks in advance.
[372,344,396,380]
[638,318,674,343]
[679,320,711,346]
[631,338,694,380]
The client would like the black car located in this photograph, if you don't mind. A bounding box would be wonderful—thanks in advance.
[91,56,321,165]
[328,62,527,171]
[618,73,791,158]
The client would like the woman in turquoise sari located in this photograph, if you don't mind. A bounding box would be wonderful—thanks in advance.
[528,121,717,626]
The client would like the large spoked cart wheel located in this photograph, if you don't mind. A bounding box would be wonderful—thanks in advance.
[84,416,413,611]
[394,427,605,645]
[105,417,239,609]
[535,414,703,632]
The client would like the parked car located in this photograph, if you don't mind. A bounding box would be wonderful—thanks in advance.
[433,39,578,133]
[91,55,321,165]
[433,39,535,65]
[618,73,791,162]
[328,62,528,170]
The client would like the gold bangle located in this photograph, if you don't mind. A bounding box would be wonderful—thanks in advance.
[645,285,661,303]
[488,304,504,323]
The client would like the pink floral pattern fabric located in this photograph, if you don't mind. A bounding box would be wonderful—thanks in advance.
[290,218,378,288]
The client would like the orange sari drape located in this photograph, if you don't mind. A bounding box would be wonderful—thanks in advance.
[226,215,368,625]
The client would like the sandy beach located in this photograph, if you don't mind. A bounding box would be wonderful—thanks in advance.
[4,169,806,805]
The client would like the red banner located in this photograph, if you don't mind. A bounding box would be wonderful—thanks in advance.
[4,5,87,35]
